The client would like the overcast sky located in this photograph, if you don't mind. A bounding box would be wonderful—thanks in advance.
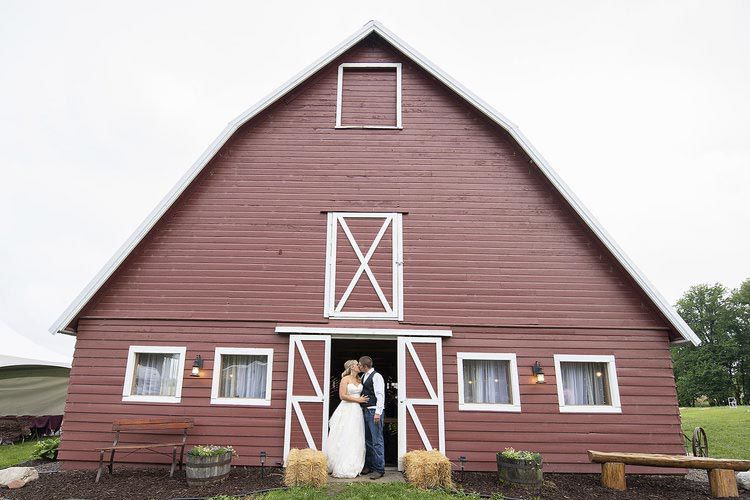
[1,1,748,356]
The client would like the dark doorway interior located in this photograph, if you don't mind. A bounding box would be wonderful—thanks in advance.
[329,338,398,467]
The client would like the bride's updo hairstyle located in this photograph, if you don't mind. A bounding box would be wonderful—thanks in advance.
[341,359,359,378]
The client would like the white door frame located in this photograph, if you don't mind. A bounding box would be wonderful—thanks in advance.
[397,336,446,470]
[282,334,331,463]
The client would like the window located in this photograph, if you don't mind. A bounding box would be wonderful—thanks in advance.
[553,354,621,413]
[457,353,521,412]
[122,346,186,403]
[210,348,273,406]
[323,212,403,320]
[336,63,402,129]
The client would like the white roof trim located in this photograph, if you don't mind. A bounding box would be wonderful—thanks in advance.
[49,21,700,346]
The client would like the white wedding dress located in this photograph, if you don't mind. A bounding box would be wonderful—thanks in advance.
[326,382,366,478]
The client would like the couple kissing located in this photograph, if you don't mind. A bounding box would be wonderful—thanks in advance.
[325,355,385,479]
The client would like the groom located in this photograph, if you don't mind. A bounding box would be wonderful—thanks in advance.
[358,355,385,479]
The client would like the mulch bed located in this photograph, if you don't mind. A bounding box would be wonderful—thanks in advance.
[2,465,749,499]
[3,466,284,500]
[454,470,750,499]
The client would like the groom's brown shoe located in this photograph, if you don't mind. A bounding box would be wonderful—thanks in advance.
[369,471,385,480]
[359,467,372,476]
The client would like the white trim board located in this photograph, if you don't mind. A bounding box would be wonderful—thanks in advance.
[456,352,521,412]
[121,345,187,404]
[553,354,622,414]
[275,326,452,337]
[282,335,331,463]
[397,336,446,470]
[335,62,402,129]
[48,20,699,346]
[209,347,274,406]
[323,212,403,320]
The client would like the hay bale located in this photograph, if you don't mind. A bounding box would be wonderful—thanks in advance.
[284,448,328,487]
[403,449,453,490]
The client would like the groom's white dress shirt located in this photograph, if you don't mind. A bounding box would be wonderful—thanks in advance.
[362,368,385,416]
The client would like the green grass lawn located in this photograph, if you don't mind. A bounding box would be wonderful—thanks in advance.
[0,439,39,469]
[680,405,750,460]
[211,483,482,499]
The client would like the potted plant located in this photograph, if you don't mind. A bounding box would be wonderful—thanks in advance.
[186,445,235,486]
[496,447,543,486]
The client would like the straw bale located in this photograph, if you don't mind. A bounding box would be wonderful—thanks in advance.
[403,449,453,489]
[284,448,328,487]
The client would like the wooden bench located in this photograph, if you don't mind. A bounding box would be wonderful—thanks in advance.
[589,450,750,498]
[96,417,194,483]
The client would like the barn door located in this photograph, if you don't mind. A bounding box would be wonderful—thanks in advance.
[397,337,446,469]
[283,335,331,462]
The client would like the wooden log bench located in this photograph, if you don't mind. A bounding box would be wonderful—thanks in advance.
[96,417,194,483]
[589,450,750,498]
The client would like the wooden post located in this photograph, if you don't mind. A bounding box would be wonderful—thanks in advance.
[600,462,626,491]
[708,469,738,498]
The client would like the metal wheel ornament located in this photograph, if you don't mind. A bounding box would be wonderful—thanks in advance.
[692,427,709,457]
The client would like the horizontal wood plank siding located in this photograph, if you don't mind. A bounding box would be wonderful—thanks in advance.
[80,38,667,331]
[59,320,684,473]
[59,36,685,473]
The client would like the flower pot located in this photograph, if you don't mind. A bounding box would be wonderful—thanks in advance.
[186,451,232,486]
[496,453,543,486]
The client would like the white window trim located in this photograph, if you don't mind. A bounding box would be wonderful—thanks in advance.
[457,352,521,412]
[335,63,402,129]
[122,345,187,403]
[323,212,403,320]
[210,347,274,406]
[553,354,622,414]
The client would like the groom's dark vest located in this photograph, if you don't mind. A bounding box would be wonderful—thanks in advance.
[359,370,379,409]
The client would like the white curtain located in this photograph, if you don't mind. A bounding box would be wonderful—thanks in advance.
[219,354,268,399]
[561,362,609,405]
[133,353,180,396]
[462,359,510,404]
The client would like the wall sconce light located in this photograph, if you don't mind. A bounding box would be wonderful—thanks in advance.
[191,355,204,377]
[458,455,467,483]
[260,450,267,477]
[532,361,545,384]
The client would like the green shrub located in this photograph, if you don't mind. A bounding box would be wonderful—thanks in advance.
[499,447,541,462]
[188,445,236,457]
[31,437,60,461]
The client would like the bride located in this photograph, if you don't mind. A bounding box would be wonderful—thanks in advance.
[326,360,369,478]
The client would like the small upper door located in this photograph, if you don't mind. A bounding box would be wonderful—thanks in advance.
[324,212,403,320]
[397,336,446,469]
[283,335,331,462]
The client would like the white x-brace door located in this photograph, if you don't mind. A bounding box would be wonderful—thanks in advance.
[324,212,403,320]
[283,335,331,462]
[397,336,446,469]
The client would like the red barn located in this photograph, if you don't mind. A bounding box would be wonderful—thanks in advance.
[50,21,700,473]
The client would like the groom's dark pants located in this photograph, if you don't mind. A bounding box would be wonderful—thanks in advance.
[363,408,385,474]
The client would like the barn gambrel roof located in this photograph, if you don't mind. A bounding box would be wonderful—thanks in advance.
[49,21,700,346]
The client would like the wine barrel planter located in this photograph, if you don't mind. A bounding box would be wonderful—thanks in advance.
[186,451,232,486]
[497,453,543,486]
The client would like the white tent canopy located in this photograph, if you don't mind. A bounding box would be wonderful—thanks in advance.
[0,321,71,369]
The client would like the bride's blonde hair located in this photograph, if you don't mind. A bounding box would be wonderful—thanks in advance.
[341,359,359,378]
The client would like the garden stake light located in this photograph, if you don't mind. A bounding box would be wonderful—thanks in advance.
[260,450,267,477]
[458,455,467,483]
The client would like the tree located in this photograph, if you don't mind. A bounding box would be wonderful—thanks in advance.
[728,279,750,403]
[671,284,737,406]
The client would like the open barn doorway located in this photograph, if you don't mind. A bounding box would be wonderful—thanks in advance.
[329,338,398,467]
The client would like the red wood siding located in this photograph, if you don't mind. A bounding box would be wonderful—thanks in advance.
[59,35,685,473]
[80,37,668,332]
[59,319,683,473]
